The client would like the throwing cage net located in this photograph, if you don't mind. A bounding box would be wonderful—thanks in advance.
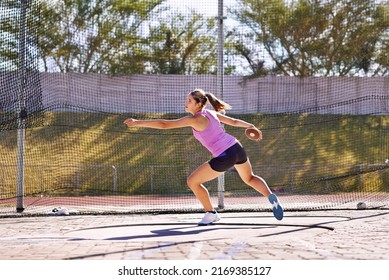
[1,0,388,216]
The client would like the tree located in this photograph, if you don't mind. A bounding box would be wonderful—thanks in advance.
[146,13,218,74]
[225,30,269,77]
[0,0,25,71]
[0,0,165,73]
[1,0,229,75]
[231,0,389,76]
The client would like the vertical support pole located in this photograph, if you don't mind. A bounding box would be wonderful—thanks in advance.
[217,0,225,209]
[112,165,117,193]
[16,0,28,212]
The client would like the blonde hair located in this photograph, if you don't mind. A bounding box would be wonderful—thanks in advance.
[190,88,231,112]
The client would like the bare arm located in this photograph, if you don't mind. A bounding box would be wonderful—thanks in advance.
[217,113,263,141]
[217,113,256,129]
[123,115,208,130]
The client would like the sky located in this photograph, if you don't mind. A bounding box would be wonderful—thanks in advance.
[162,0,243,30]
[164,0,238,17]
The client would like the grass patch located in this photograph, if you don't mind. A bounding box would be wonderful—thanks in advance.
[1,112,389,197]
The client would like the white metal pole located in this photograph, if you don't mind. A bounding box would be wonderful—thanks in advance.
[16,0,28,212]
[217,0,225,209]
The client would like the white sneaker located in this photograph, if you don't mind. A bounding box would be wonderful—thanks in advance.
[198,211,220,226]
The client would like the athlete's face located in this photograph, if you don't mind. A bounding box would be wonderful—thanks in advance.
[185,94,201,115]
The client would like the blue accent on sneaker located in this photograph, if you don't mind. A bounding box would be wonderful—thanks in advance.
[268,193,284,221]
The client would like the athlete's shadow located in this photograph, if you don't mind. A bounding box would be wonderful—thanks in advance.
[105,223,274,241]
[71,210,388,242]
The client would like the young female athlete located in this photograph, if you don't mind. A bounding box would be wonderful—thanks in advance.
[124,89,283,225]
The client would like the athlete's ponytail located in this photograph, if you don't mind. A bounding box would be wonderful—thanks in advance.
[205,92,231,112]
[190,89,231,112]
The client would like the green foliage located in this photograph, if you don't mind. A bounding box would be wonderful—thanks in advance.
[0,0,387,75]
[231,0,389,76]
[147,14,218,74]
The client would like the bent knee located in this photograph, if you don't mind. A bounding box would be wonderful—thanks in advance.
[242,174,260,185]
[186,176,197,188]
[242,175,254,185]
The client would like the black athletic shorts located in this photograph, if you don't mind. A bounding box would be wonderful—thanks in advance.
[209,142,248,172]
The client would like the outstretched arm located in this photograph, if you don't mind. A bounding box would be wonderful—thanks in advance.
[124,115,207,130]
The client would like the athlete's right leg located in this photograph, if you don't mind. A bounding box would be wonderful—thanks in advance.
[187,162,222,212]
[234,159,272,196]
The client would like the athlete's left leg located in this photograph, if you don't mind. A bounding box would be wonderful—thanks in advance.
[234,159,284,220]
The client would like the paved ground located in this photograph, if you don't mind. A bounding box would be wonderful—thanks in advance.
[0,209,388,260]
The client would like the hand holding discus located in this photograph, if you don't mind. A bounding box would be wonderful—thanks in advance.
[245,126,262,142]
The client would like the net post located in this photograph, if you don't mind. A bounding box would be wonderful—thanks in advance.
[217,0,225,210]
[112,165,117,193]
[16,0,29,213]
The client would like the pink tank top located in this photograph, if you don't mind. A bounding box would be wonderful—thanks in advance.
[192,109,237,157]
